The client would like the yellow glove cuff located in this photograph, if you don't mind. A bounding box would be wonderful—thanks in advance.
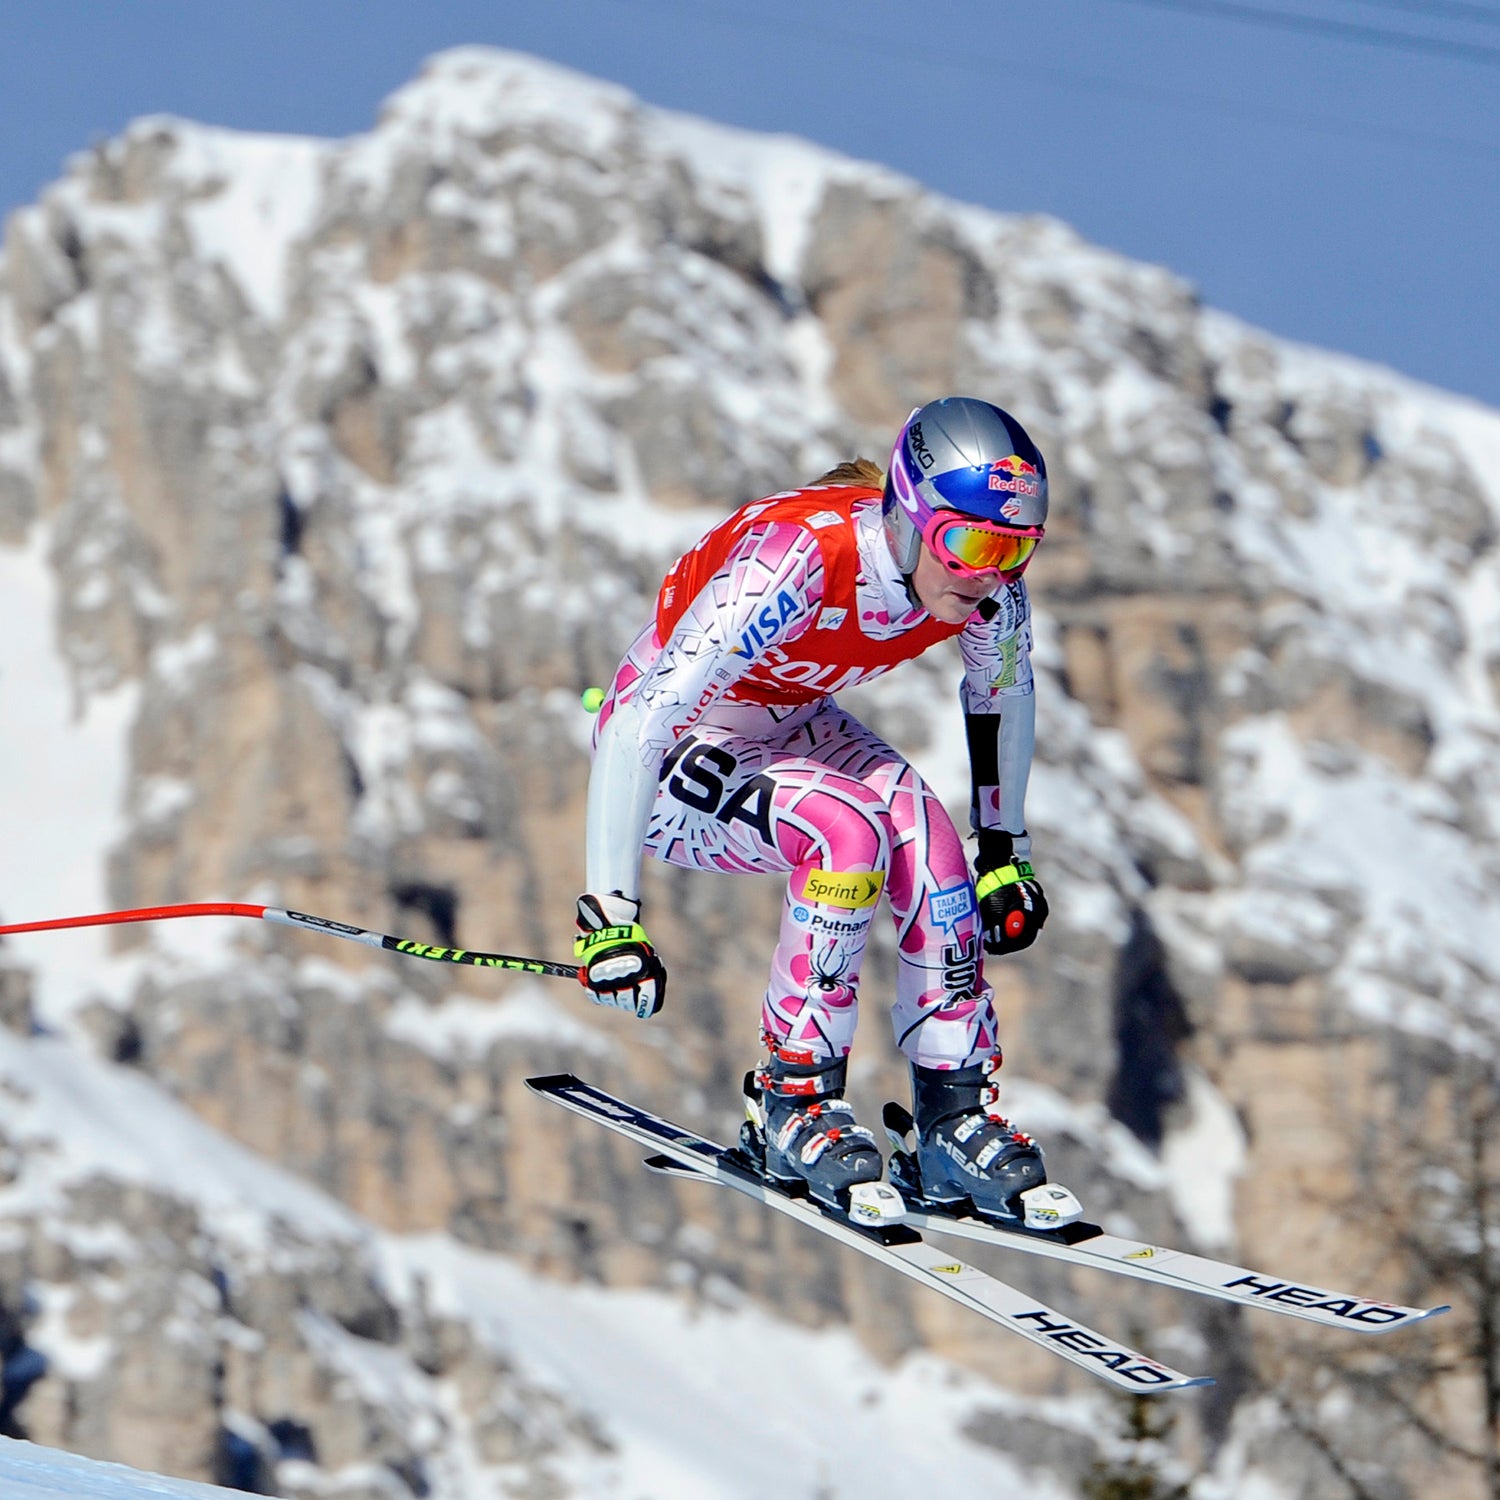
[574,922,649,961]
[975,860,1035,902]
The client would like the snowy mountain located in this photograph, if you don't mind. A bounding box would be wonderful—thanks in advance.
[1,43,1498,1500]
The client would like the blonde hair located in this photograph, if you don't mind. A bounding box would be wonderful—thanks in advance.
[809,457,885,489]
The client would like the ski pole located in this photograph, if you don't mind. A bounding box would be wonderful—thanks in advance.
[0,902,581,981]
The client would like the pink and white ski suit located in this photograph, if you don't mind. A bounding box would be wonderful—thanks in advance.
[586,484,1037,1070]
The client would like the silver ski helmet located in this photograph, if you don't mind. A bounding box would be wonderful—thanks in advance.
[882,397,1048,576]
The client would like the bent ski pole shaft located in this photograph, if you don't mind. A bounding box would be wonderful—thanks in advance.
[0,902,580,980]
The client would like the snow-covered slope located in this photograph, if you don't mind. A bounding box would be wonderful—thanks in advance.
[0,1023,1109,1499]
[0,1437,248,1500]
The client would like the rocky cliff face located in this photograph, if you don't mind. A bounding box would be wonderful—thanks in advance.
[1,45,1498,1500]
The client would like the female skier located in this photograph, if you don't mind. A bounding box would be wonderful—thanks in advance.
[575,396,1053,1224]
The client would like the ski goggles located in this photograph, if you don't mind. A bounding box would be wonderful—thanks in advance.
[922,512,1044,577]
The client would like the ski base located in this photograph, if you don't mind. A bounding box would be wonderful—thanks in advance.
[526,1072,1212,1393]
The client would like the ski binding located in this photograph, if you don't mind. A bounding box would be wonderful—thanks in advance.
[1018,1182,1086,1232]
[845,1181,908,1227]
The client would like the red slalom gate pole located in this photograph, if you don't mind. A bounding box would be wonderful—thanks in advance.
[0,902,581,981]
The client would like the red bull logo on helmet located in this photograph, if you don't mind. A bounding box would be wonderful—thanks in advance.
[989,455,1041,498]
[992,455,1037,476]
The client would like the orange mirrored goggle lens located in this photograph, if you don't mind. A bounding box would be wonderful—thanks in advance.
[934,522,1041,574]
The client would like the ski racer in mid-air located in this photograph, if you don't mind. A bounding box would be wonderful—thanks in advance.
[575,396,1054,1224]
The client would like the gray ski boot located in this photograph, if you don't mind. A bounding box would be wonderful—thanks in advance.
[747,1043,905,1226]
[902,1057,1060,1225]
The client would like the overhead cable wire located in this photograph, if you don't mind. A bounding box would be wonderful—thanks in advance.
[611,0,1500,161]
[1091,0,1500,66]
[1349,0,1500,27]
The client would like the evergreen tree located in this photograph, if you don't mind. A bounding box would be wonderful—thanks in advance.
[1082,1394,1192,1500]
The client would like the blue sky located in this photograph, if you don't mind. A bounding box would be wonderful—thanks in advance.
[2,0,1495,406]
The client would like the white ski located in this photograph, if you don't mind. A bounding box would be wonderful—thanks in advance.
[525,1072,1213,1393]
[897,1202,1448,1334]
[878,1100,1447,1335]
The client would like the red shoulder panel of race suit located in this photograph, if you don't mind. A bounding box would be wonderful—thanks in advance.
[655,487,964,706]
